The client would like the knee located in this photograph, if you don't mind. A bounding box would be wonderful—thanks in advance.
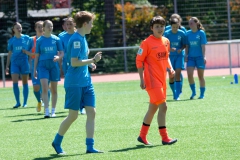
[68,114,78,122]
[159,103,167,113]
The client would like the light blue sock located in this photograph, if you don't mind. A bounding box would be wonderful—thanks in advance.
[180,73,183,93]
[13,83,20,105]
[23,84,29,106]
[169,83,176,99]
[34,90,41,103]
[86,138,99,153]
[52,133,64,154]
[175,81,181,98]
[200,87,205,98]
[190,83,196,99]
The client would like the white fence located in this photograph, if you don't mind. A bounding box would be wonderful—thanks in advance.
[1,39,240,87]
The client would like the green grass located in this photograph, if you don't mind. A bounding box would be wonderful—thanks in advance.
[0,76,240,160]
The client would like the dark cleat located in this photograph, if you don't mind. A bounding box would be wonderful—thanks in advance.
[137,136,151,145]
[162,139,177,145]
[13,104,21,108]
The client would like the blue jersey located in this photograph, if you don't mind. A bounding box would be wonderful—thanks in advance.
[64,32,91,88]
[7,34,32,62]
[59,32,74,59]
[35,34,63,61]
[165,25,187,33]
[186,30,207,57]
[164,29,186,56]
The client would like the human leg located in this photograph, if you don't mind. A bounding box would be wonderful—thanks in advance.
[11,74,20,108]
[197,69,205,99]
[40,79,50,118]
[21,74,29,107]
[50,81,58,117]
[157,102,177,145]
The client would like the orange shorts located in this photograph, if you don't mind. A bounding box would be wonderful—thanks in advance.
[147,87,166,105]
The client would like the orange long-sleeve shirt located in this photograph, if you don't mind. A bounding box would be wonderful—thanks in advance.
[136,35,172,90]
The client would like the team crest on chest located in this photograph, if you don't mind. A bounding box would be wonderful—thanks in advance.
[52,40,56,44]
[74,41,81,49]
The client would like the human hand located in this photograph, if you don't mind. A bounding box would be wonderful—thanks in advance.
[169,69,175,78]
[140,79,146,89]
[90,63,97,71]
[177,49,182,53]
[204,57,207,64]
[170,48,176,52]
[34,70,38,79]
[93,52,102,62]
[5,67,9,75]
[185,56,188,62]
[53,55,60,62]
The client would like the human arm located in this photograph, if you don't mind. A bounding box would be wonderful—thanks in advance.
[202,45,206,64]
[5,51,12,75]
[71,52,102,67]
[137,67,145,89]
[22,49,35,56]
[167,57,175,78]
[185,45,189,62]
[34,53,39,78]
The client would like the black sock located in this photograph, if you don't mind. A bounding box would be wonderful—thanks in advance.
[158,126,166,129]
[143,122,150,126]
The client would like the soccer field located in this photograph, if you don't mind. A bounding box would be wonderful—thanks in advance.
[0,76,239,160]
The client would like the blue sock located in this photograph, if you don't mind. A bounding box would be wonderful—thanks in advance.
[52,133,64,154]
[23,84,29,106]
[169,83,176,99]
[175,81,181,98]
[200,87,205,98]
[13,83,20,105]
[34,90,41,103]
[86,138,98,153]
[190,83,196,98]
[180,73,183,93]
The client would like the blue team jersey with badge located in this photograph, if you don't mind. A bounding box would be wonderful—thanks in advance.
[64,32,91,88]
[164,29,186,56]
[59,32,75,58]
[165,25,187,33]
[7,34,32,62]
[35,34,63,61]
[186,30,207,57]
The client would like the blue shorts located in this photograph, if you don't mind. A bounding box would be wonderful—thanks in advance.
[10,58,29,75]
[64,84,95,111]
[38,60,60,81]
[187,56,205,69]
[169,55,185,70]
[62,58,69,76]
[31,60,41,85]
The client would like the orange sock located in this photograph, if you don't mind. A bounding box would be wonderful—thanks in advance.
[159,128,172,142]
[139,123,150,144]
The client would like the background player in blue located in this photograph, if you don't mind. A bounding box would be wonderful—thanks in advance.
[34,20,64,118]
[52,11,103,155]
[185,17,207,99]
[165,13,187,95]
[5,22,32,108]
[165,14,187,33]
[23,21,44,112]
[59,17,75,76]
[164,18,186,100]
[58,18,67,76]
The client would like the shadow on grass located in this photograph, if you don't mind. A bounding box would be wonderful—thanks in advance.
[167,98,198,102]
[6,112,67,117]
[10,115,67,122]
[109,144,161,152]
[0,106,35,110]
[32,153,82,160]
